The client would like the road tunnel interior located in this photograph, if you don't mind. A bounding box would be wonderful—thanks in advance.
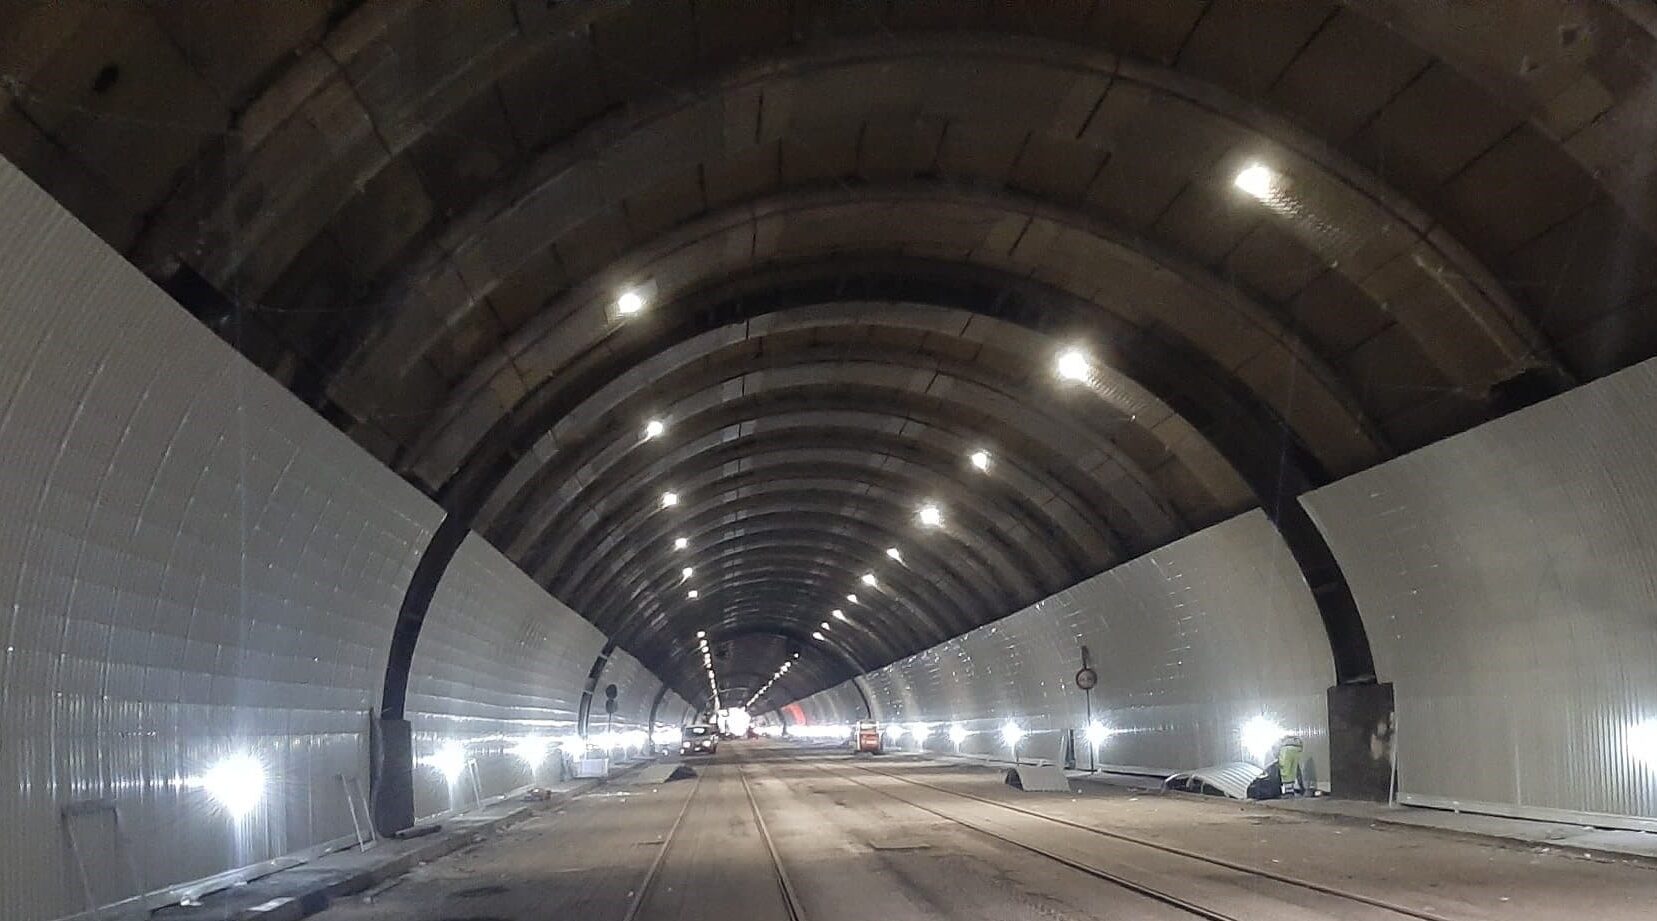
[2,3,1657,919]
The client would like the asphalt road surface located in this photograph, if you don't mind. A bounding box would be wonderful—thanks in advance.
[312,740,1657,920]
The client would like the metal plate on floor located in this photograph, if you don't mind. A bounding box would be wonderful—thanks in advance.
[627,763,696,785]
[868,839,932,851]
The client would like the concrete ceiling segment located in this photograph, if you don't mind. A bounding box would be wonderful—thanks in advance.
[332,39,1557,472]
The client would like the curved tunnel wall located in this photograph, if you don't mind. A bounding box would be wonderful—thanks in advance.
[0,159,678,920]
[794,511,1335,781]
[1304,357,1657,828]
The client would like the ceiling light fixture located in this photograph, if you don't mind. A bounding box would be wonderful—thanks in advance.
[832,609,846,621]
[861,573,877,587]
[687,590,699,599]
[674,537,688,550]
[846,593,858,604]
[812,631,825,640]
[1233,162,1280,200]
[886,547,902,562]
[681,566,694,580]
[970,450,990,471]
[661,491,679,508]
[644,419,665,439]
[616,288,646,316]
[1056,348,1091,382]
[918,503,943,528]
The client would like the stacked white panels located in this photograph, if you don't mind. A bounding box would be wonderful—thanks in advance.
[798,511,1334,777]
[1304,358,1657,827]
[0,160,440,920]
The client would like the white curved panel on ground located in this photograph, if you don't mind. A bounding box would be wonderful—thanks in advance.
[408,534,608,819]
[795,511,1332,777]
[0,161,441,921]
[1303,358,1657,824]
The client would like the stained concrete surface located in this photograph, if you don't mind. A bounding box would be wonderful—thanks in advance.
[311,741,1657,920]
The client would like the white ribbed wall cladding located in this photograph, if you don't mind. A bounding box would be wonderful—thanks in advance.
[1303,357,1657,827]
[408,534,609,820]
[0,160,440,920]
[793,511,1334,779]
[0,158,675,919]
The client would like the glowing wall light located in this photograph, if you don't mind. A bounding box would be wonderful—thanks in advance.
[426,742,468,784]
[195,753,267,819]
[1240,715,1288,765]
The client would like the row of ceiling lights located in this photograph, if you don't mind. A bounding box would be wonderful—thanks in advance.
[614,165,1288,705]
[696,631,721,710]
[745,648,802,707]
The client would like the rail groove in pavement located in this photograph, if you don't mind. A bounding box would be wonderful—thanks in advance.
[807,756,1461,921]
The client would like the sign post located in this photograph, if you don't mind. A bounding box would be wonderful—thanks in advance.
[1076,646,1099,772]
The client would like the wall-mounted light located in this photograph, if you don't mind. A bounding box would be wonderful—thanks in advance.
[1240,715,1287,765]
[812,631,825,640]
[195,753,266,818]
[1629,719,1657,767]
[861,573,878,587]
[970,450,991,471]
[918,503,943,528]
[1000,721,1025,749]
[644,419,665,439]
[1085,722,1113,748]
[832,609,847,621]
[427,742,468,785]
[681,566,694,580]
[511,736,551,769]
[949,724,970,746]
[674,537,689,550]
[886,547,902,562]
[661,491,679,508]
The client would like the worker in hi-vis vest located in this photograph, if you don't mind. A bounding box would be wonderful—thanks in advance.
[1277,736,1305,796]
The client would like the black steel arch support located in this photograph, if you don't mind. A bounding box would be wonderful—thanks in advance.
[371,512,470,834]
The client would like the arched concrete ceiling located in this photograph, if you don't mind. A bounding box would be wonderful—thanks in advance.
[4,0,1654,711]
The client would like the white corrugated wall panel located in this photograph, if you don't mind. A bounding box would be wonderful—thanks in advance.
[0,158,441,921]
[795,511,1333,775]
[407,534,608,819]
[1303,357,1657,823]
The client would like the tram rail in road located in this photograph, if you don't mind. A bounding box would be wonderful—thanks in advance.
[805,755,1466,921]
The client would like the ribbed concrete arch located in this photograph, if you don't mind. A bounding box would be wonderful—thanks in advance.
[495,358,1180,565]
[405,183,1388,485]
[331,37,1563,472]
